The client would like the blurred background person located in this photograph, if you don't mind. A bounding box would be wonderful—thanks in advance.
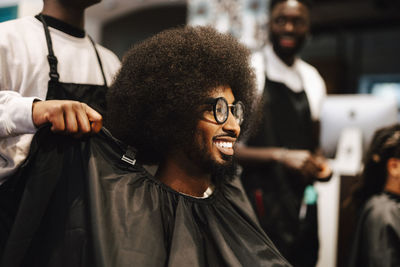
[348,124,400,267]
[0,0,120,183]
[236,0,331,266]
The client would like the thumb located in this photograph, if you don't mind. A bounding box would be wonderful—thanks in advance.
[85,106,103,133]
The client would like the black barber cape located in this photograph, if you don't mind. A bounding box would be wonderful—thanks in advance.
[348,192,400,267]
[0,128,290,267]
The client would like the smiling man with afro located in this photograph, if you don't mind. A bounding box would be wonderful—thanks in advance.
[1,26,291,267]
[106,26,256,164]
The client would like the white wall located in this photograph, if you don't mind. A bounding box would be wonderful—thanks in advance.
[0,0,18,7]
[316,128,363,267]
[17,0,42,18]
[315,172,340,267]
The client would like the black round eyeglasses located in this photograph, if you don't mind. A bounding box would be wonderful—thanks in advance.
[204,97,245,126]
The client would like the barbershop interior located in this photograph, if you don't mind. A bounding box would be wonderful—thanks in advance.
[1,0,400,266]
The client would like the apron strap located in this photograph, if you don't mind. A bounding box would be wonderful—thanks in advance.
[39,13,60,81]
[39,14,108,86]
[88,35,108,86]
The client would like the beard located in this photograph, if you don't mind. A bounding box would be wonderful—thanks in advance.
[210,156,238,186]
[184,141,237,186]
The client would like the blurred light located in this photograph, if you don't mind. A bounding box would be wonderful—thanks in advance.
[103,0,118,10]
[371,83,400,108]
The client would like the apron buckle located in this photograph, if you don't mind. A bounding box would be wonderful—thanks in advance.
[47,55,59,80]
[121,146,137,166]
[49,72,60,80]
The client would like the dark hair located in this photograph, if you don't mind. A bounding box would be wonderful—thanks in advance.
[353,124,400,206]
[105,26,256,164]
[269,0,312,11]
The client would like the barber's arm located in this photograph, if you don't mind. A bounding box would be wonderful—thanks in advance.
[0,91,38,137]
[235,144,331,182]
[0,91,102,137]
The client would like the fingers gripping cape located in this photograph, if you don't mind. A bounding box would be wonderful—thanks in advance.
[0,128,290,267]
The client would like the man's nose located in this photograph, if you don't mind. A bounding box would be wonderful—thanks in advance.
[284,21,295,32]
[223,110,240,137]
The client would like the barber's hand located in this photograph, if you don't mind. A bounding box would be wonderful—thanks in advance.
[32,100,102,137]
[279,149,323,184]
[313,155,333,182]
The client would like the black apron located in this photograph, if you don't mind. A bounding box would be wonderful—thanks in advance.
[0,15,109,259]
[39,14,108,115]
[241,79,319,267]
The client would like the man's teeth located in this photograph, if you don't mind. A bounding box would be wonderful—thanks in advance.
[214,141,233,148]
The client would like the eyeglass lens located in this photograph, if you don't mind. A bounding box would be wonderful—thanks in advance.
[214,98,244,125]
[215,98,228,123]
[232,102,244,125]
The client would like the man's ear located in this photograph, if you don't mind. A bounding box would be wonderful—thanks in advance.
[387,158,400,179]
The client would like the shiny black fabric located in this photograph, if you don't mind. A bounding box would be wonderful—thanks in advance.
[241,79,318,267]
[0,128,291,267]
[348,192,400,267]
[46,80,107,115]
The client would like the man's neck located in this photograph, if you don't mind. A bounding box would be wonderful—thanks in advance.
[42,2,85,30]
[156,153,211,197]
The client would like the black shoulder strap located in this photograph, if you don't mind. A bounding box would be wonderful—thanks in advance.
[39,14,108,86]
[39,13,60,81]
[88,35,108,86]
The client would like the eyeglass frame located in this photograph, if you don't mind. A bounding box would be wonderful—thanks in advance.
[203,97,245,126]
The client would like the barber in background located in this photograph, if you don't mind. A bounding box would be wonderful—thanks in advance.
[0,0,120,182]
[236,0,331,266]
[349,124,400,267]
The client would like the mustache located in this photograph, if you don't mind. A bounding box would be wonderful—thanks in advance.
[281,33,296,37]
[213,132,238,139]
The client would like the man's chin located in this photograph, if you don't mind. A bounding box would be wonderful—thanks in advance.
[185,145,237,183]
[276,46,298,58]
[210,156,237,185]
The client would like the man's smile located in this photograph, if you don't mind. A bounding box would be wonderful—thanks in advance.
[213,137,236,156]
[279,36,296,48]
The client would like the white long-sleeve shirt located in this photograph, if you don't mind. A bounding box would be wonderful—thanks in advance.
[0,16,121,182]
